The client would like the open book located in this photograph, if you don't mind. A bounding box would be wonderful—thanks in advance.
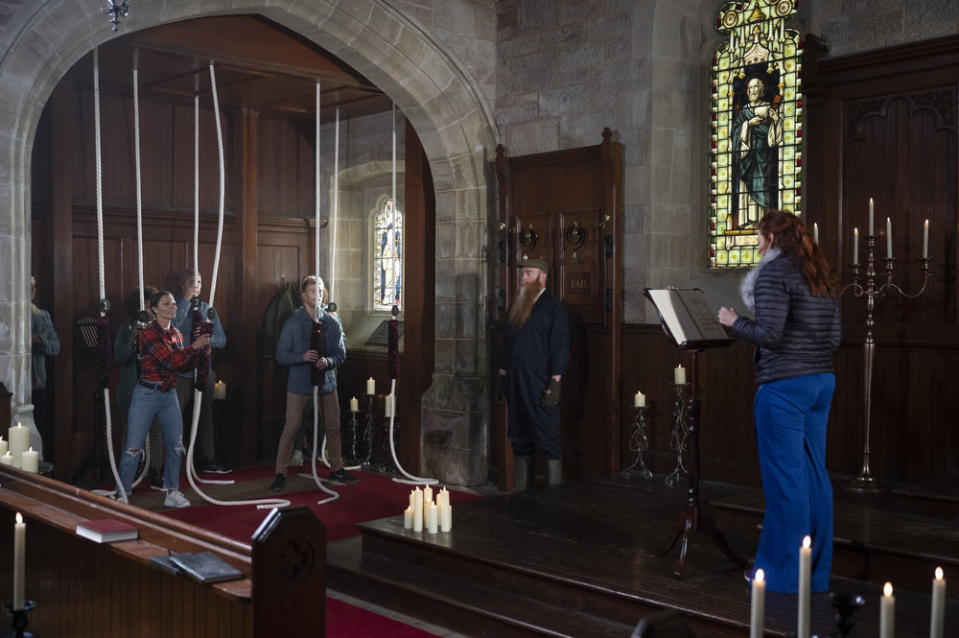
[645,288,734,350]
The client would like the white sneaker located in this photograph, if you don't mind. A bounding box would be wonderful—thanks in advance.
[163,490,191,509]
[291,449,304,466]
[115,493,129,505]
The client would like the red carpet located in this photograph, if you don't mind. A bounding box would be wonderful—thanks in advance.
[326,597,439,638]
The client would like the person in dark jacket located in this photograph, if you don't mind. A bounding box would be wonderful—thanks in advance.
[718,210,841,593]
[270,275,356,492]
[496,258,570,489]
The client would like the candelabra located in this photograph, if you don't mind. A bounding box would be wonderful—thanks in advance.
[361,395,375,466]
[346,410,360,466]
[621,406,653,480]
[664,383,689,488]
[842,233,930,492]
[4,600,35,638]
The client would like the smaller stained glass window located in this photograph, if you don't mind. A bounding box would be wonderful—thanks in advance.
[372,198,403,312]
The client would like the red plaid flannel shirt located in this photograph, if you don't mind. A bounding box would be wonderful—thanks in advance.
[138,321,200,392]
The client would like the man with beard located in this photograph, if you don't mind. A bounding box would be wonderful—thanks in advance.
[496,258,570,489]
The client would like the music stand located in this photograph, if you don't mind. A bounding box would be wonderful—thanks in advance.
[645,288,747,578]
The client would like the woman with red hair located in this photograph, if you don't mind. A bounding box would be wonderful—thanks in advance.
[718,210,841,593]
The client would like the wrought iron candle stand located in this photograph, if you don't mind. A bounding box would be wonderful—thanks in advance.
[375,409,400,475]
[621,405,653,480]
[664,383,689,488]
[3,600,35,638]
[361,395,376,467]
[346,409,360,466]
[842,233,930,492]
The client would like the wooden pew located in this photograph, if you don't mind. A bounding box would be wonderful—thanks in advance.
[0,465,325,637]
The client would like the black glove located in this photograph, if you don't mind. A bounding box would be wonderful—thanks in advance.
[496,374,508,402]
[541,377,561,408]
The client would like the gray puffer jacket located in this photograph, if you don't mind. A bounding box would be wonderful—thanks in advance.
[732,252,841,384]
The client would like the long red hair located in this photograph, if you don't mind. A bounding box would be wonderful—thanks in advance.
[758,211,839,298]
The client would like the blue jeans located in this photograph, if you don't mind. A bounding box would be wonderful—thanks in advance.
[752,372,835,593]
[118,384,185,493]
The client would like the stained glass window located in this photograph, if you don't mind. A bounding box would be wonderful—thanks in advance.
[709,0,802,268]
[372,198,403,311]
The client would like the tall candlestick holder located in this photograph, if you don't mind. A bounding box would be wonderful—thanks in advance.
[346,410,360,465]
[664,383,689,488]
[4,600,36,638]
[622,406,653,480]
[842,233,931,492]
[375,411,400,475]
[361,395,376,466]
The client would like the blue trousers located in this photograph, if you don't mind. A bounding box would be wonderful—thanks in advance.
[752,373,834,593]
[118,384,185,493]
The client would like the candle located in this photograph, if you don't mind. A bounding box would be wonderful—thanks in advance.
[869,197,875,236]
[931,567,946,638]
[413,488,423,532]
[427,502,439,534]
[8,422,29,468]
[923,219,930,259]
[674,365,686,385]
[886,217,893,258]
[366,377,375,395]
[798,536,811,638]
[384,394,395,418]
[21,447,38,473]
[349,396,359,412]
[213,380,226,400]
[424,484,433,508]
[880,582,894,638]
[0,452,11,465]
[634,391,646,408]
[749,568,765,638]
[0,437,7,457]
[812,222,819,245]
[853,228,859,265]
[13,512,25,610]
[442,504,453,532]
[409,490,415,510]
[403,507,413,530]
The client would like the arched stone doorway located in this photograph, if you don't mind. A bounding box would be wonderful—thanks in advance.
[0,1,496,484]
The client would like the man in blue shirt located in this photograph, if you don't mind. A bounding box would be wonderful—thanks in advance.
[173,269,228,473]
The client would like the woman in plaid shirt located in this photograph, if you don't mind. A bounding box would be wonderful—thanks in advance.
[115,290,211,507]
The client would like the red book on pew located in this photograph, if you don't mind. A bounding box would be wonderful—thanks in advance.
[75,519,138,543]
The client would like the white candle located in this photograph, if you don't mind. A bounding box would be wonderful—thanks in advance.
[813,222,819,245]
[403,507,413,530]
[409,490,415,510]
[442,504,453,532]
[213,380,226,400]
[413,488,423,532]
[886,217,893,258]
[798,536,811,638]
[0,452,11,466]
[674,365,686,385]
[424,484,433,509]
[750,568,765,638]
[366,377,375,395]
[8,423,29,469]
[13,512,25,610]
[427,502,439,534]
[923,219,930,259]
[21,447,38,473]
[880,582,894,638]
[931,567,946,638]
[634,391,646,408]
[0,437,7,457]
[349,396,359,412]
[853,228,859,265]
[384,394,395,418]
[869,197,875,236]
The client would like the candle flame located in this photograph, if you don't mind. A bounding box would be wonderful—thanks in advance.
[15,512,22,524]
[754,568,764,584]
[883,582,893,597]
[925,219,930,226]
[802,535,811,549]
[854,227,859,234]
[27,447,33,452]
[936,567,944,580]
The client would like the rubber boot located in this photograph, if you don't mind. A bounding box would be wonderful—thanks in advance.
[513,454,533,491]
[546,458,563,487]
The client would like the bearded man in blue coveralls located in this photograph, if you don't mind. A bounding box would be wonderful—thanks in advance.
[496,258,570,489]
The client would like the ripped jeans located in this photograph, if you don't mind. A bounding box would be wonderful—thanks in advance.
[117,383,185,493]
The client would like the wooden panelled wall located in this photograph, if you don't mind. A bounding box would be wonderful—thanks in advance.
[32,84,432,481]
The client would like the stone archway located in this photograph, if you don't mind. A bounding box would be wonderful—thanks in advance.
[0,0,496,484]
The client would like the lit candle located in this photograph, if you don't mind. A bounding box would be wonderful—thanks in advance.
[798,536,811,638]
[0,437,7,457]
[403,507,413,530]
[427,502,439,534]
[923,219,930,259]
[349,396,359,412]
[21,447,38,473]
[931,567,946,638]
[813,222,819,245]
[424,484,433,507]
[8,422,29,468]
[869,197,875,236]
[750,568,765,638]
[409,490,415,510]
[0,452,11,466]
[13,512,25,610]
[886,217,893,258]
[674,365,686,385]
[443,504,453,532]
[634,391,646,408]
[366,377,375,395]
[213,380,227,400]
[880,582,894,638]
[853,228,859,265]
[413,487,423,532]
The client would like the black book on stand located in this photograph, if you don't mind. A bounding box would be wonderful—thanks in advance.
[169,551,244,584]
[644,288,734,349]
